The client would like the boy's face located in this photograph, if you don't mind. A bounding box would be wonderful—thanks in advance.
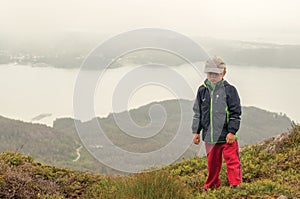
[206,70,226,84]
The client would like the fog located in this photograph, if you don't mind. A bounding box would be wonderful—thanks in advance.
[1,0,300,44]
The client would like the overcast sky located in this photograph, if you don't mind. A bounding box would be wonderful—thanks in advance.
[1,0,300,44]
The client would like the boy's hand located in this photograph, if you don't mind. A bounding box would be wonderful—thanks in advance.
[193,134,200,145]
[226,132,235,144]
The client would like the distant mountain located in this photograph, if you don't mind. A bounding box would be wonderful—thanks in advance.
[197,37,300,68]
[0,99,292,174]
[1,34,300,69]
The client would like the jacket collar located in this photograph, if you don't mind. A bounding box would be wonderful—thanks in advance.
[204,79,226,90]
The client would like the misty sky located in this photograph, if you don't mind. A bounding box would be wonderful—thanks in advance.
[1,0,300,44]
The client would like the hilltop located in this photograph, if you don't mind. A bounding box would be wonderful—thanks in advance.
[0,125,299,198]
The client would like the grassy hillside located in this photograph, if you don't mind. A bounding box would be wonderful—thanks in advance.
[0,125,299,198]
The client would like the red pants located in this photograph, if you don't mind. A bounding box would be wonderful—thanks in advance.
[204,141,242,189]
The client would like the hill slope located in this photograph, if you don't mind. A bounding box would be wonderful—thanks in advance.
[0,100,292,174]
[0,125,299,198]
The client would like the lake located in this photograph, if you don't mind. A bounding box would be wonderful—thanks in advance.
[0,63,299,126]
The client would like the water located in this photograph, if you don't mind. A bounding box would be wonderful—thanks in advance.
[226,65,300,123]
[0,63,299,126]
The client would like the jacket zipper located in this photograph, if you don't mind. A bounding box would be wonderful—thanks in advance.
[210,90,214,143]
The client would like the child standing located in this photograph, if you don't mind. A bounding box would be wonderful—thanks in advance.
[192,55,242,189]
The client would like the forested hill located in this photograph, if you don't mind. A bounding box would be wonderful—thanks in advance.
[0,100,292,174]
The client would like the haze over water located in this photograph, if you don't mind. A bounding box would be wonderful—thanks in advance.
[0,63,299,126]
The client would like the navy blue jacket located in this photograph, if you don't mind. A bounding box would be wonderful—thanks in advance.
[192,79,242,143]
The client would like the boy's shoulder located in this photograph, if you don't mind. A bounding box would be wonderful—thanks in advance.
[197,84,207,92]
[223,80,238,90]
[223,80,240,98]
[223,80,232,87]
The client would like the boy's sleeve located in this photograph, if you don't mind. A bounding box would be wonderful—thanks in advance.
[192,88,202,134]
[227,86,242,134]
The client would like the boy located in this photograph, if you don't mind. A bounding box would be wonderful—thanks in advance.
[192,55,242,189]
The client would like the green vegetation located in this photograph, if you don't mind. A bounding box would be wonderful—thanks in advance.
[164,125,300,198]
[0,100,292,175]
[0,152,190,198]
[0,125,299,198]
